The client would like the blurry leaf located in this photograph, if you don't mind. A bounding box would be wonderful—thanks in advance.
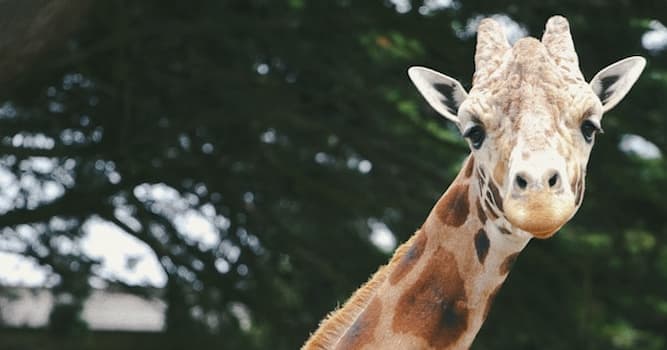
[624,229,656,255]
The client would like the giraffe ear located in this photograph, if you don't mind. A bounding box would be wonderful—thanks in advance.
[590,56,646,113]
[408,66,467,124]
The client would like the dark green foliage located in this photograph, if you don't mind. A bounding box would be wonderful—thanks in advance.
[0,0,666,349]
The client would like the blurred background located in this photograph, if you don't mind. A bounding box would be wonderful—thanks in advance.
[0,0,665,349]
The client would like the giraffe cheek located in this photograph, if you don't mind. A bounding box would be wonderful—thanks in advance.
[493,160,507,188]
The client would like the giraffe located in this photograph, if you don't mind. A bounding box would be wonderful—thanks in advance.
[303,16,645,349]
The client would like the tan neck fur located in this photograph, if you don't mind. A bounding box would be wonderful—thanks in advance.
[303,156,531,349]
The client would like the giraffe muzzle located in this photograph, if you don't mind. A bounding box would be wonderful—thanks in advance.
[504,191,576,238]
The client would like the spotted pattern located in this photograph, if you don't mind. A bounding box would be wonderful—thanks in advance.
[484,199,499,219]
[477,173,485,192]
[392,247,469,349]
[482,284,503,321]
[336,297,382,349]
[487,180,504,212]
[390,231,428,285]
[474,229,490,264]
[498,227,512,235]
[485,190,494,208]
[464,157,475,178]
[436,184,470,227]
[475,199,487,224]
[499,252,520,275]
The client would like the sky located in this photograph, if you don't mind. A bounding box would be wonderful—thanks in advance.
[0,14,665,289]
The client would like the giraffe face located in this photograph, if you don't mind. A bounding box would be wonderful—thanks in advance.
[408,17,645,238]
[457,39,602,237]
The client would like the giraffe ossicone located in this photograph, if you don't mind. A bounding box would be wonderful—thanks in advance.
[303,16,644,349]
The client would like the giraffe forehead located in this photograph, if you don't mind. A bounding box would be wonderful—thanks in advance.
[467,71,593,138]
[469,38,588,122]
[491,68,571,119]
[477,40,560,86]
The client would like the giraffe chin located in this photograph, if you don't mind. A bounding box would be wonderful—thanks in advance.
[504,195,576,239]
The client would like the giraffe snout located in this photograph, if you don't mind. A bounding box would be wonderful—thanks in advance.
[504,153,575,238]
[512,168,562,194]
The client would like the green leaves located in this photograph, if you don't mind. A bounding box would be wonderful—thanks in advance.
[360,31,425,62]
[624,229,656,255]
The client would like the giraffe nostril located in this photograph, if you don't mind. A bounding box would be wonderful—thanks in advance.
[515,174,528,190]
[548,172,560,188]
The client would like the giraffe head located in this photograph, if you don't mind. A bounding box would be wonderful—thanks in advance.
[409,16,645,238]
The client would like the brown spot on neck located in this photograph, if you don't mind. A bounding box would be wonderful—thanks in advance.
[464,156,475,178]
[482,284,503,321]
[335,297,382,350]
[499,252,520,275]
[389,230,428,285]
[474,229,490,264]
[475,199,487,224]
[392,247,469,348]
[487,180,504,212]
[436,184,470,227]
[484,199,499,219]
[485,189,494,208]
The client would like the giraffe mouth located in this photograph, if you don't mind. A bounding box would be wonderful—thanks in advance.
[503,192,576,239]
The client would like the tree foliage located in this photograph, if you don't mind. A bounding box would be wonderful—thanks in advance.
[1,0,666,349]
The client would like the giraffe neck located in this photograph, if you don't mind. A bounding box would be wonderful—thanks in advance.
[303,156,531,350]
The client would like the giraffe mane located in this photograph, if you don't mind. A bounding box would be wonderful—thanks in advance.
[301,233,419,349]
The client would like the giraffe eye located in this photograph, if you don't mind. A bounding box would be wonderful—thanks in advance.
[580,120,602,143]
[463,125,486,149]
